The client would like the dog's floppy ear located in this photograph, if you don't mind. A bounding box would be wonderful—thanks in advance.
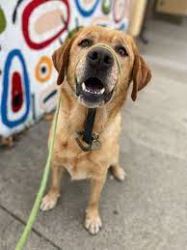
[52,28,82,85]
[131,54,152,101]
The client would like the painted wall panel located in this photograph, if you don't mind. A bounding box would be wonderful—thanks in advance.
[0,0,129,137]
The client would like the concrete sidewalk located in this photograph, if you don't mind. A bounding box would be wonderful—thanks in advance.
[0,20,187,250]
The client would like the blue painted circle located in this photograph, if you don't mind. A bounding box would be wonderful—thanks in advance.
[75,0,100,17]
[1,49,30,128]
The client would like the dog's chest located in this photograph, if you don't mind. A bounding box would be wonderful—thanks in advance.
[65,162,88,180]
[64,152,91,180]
[59,138,91,180]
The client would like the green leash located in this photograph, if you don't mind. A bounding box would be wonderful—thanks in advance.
[15,93,61,250]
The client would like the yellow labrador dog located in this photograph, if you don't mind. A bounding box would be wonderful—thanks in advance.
[40,26,151,235]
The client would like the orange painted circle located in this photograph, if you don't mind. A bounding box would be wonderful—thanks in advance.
[35,56,52,83]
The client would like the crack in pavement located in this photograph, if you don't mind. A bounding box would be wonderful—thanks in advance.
[0,203,62,250]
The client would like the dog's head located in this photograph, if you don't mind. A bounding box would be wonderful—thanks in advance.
[53,26,151,108]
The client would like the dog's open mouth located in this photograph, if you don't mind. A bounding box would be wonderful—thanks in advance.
[82,77,105,95]
[76,76,114,108]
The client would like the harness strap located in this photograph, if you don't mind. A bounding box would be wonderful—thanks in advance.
[82,108,96,144]
[75,108,101,151]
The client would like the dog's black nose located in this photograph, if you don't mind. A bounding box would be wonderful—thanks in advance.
[87,47,114,69]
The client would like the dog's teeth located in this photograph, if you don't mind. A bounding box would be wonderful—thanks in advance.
[86,88,91,93]
[82,82,86,91]
[100,88,105,94]
[82,84,105,95]
[77,77,80,83]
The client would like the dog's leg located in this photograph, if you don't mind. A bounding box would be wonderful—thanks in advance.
[110,164,126,181]
[85,175,106,235]
[40,164,64,211]
[110,144,126,181]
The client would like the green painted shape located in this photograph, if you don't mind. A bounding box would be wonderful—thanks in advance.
[102,0,112,15]
[67,26,83,39]
[0,7,6,34]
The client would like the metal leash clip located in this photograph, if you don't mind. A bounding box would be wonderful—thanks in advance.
[75,131,101,152]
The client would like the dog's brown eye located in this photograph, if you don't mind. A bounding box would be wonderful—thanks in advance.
[115,46,128,57]
[79,39,93,48]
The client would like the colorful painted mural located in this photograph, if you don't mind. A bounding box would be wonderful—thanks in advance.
[0,0,130,137]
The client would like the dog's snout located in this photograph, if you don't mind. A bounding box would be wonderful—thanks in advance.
[87,47,114,69]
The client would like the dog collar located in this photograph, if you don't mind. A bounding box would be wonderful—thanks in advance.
[75,108,101,152]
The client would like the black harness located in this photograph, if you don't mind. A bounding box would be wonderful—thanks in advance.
[75,108,101,152]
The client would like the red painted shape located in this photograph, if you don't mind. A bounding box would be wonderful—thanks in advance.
[22,0,70,50]
[11,71,23,112]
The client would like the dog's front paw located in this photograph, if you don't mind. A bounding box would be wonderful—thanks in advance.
[40,192,59,211]
[85,212,102,235]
